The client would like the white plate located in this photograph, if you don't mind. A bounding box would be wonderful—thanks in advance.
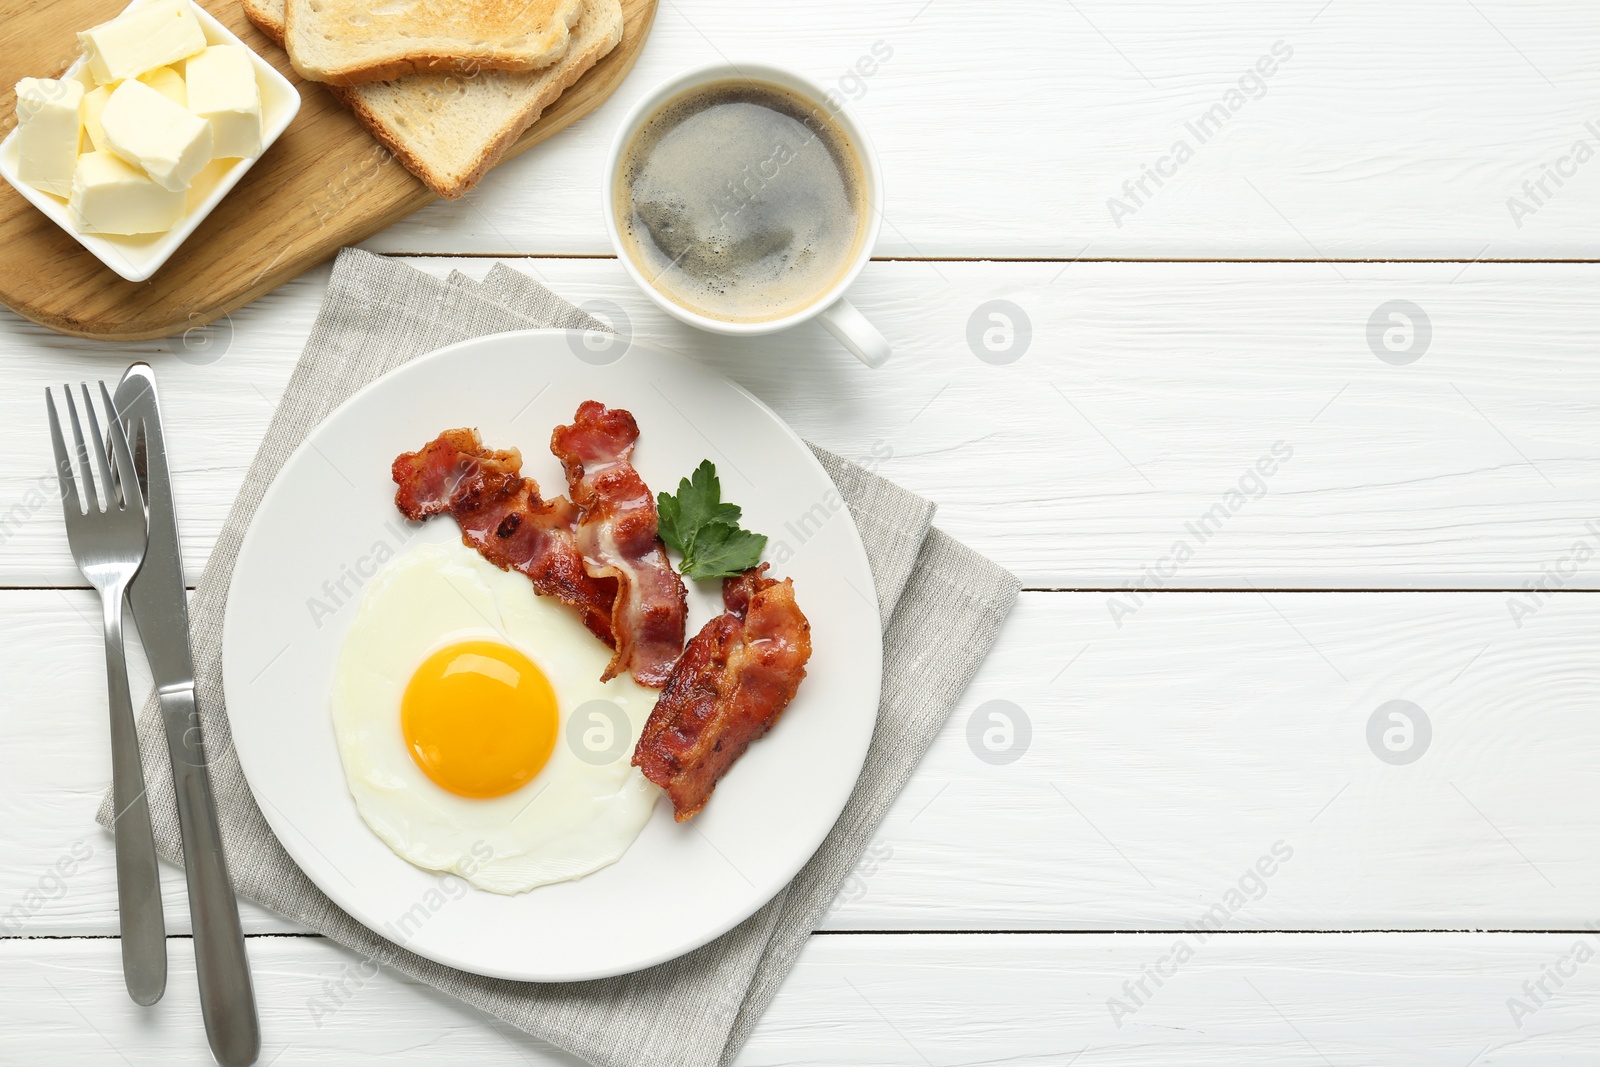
[0,0,300,283]
[223,331,882,981]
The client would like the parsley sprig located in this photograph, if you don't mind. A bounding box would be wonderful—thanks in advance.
[657,460,767,580]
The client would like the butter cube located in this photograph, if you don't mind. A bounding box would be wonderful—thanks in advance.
[14,78,84,198]
[183,46,260,159]
[81,84,114,152]
[100,79,212,192]
[69,150,185,234]
[78,0,207,85]
[137,66,186,108]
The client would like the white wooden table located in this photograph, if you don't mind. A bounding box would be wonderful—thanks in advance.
[5,1,1600,1062]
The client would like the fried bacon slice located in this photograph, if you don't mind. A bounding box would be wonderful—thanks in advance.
[633,566,812,821]
[392,428,617,646]
[550,402,688,688]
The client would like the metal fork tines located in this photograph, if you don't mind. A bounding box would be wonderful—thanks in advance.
[46,382,167,1006]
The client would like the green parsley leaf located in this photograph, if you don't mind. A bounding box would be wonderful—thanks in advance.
[657,489,686,556]
[656,460,768,579]
[683,522,767,581]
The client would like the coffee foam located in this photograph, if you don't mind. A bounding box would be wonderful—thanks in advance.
[615,80,868,324]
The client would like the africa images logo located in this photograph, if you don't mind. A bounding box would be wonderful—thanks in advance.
[1106,40,1294,228]
[1106,441,1293,627]
[1106,841,1295,1026]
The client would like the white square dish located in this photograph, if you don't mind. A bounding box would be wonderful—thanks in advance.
[0,0,300,283]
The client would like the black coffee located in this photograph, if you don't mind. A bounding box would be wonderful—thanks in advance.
[615,79,868,323]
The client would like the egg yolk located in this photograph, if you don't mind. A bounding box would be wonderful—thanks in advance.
[401,640,558,799]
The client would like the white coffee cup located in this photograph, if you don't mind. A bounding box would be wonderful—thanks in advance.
[602,62,892,368]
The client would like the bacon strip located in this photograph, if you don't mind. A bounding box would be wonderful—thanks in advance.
[550,402,688,688]
[392,428,617,647]
[633,566,812,821]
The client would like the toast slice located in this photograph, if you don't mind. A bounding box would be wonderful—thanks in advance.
[244,0,622,199]
[282,0,586,85]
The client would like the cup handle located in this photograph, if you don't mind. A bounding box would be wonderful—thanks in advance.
[818,298,892,368]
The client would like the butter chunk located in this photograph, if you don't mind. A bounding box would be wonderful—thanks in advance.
[137,66,187,108]
[100,78,213,192]
[81,84,114,152]
[69,150,185,235]
[14,78,84,198]
[183,46,261,159]
[78,0,207,85]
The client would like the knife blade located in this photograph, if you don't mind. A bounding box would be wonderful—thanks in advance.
[115,364,261,1067]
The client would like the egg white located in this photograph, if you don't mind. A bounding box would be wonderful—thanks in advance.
[330,539,660,894]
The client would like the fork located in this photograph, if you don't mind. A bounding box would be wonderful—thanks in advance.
[46,383,166,1006]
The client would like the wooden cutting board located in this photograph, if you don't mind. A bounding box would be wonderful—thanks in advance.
[0,0,656,340]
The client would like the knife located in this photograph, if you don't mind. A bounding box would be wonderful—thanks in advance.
[114,364,260,1067]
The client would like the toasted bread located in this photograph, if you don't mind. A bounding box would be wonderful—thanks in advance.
[241,0,288,44]
[243,0,622,199]
[282,0,585,86]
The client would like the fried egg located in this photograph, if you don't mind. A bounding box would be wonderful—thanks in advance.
[331,539,660,894]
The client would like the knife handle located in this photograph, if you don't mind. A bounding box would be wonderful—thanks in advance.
[103,585,167,1006]
[160,686,260,1067]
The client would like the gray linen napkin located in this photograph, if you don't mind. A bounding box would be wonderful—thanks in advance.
[99,248,1018,1067]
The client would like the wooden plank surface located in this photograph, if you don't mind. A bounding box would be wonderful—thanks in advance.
[1,257,1597,589]
[366,0,1600,259]
[7,590,1599,936]
[0,0,657,340]
[5,0,1600,1060]
[5,934,1598,1065]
